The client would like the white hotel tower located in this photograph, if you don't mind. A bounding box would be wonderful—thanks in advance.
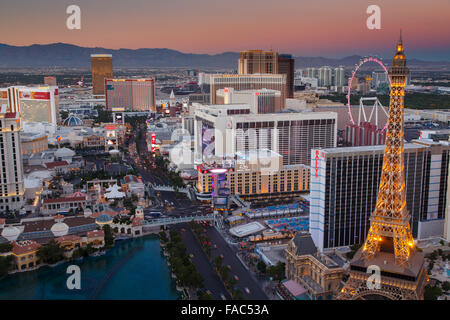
[0,106,25,212]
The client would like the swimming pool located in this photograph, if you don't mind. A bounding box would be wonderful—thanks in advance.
[265,216,309,232]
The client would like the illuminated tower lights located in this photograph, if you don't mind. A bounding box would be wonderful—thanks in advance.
[337,33,428,300]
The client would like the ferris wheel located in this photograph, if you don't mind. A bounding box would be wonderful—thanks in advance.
[347,56,391,132]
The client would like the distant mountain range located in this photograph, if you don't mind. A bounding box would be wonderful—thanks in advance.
[0,43,449,69]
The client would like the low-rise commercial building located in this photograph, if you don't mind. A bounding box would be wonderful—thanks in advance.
[122,175,145,197]
[215,88,282,114]
[10,240,41,272]
[285,234,344,300]
[210,74,287,109]
[41,195,87,215]
[20,133,48,155]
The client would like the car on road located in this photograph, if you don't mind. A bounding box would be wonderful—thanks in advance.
[244,287,250,294]
[220,293,226,300]
[189,253,194,258]
[227,265,232,270]
[234,275,239,281]
[220,254,224,259]
[213,244,217,249]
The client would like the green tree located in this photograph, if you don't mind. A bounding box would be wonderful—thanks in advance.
[346,243,363,260]
[0,255,13,278]
[429,251,438,261]
[85,243,96,255]
[267,262,286,281]
[71,248,83,260]
[257,260,267,274]
[0,243,13,253]
[102,225,114,248]
[221,266,229,281]
[213,255,223,271]
[197,291,212,300]
[442,281,450,292]
[159,231,169,243]
[424,284,443,300]
[233,288,244,300]
[37,240,65,264]
[94,105,113,123]
[60,110,69,120]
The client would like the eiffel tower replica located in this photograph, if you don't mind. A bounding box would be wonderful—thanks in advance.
[337,33,428,300]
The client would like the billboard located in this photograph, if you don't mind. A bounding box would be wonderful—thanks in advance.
[213,196,228,209]
[201,122,215,157]
[114,112,124,124]
[150,132,157,152]
[105,125,116,130]
[20,91,51,100]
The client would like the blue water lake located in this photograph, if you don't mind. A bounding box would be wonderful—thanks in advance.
[0,235,180,300]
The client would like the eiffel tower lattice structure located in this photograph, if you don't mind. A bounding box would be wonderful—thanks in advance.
[337,33,428,300]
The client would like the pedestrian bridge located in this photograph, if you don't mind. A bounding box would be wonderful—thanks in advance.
[142,213,216,227]
[150,184,189,193]
[229,194,251,209]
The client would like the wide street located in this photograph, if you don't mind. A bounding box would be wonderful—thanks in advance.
[125,119,268,300]
[205,225,269,300]
[172,223,231,300]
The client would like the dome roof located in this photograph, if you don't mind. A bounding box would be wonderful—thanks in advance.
[55,147,75,158]
[96,214,113,225]
[106,184,121,192]
[63,114,82,126]
[1,226,21,241]
[84,208,93,217]
[51,222,69,237]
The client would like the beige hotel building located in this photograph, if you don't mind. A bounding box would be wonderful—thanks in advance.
[197,149,310,201]
[238,50,279,74]
[210,74,287,108]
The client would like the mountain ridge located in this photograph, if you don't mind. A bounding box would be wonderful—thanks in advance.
[0,43,448,69]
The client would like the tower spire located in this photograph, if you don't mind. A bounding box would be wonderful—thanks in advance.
[337,35,427,301]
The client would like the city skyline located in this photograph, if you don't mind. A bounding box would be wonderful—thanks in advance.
[0,1,449,303]
[1,0,450,61]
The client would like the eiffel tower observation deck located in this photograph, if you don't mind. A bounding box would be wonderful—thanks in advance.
[337,33,428,300]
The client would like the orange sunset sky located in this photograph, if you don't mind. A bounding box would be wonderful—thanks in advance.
[1,0,449,60]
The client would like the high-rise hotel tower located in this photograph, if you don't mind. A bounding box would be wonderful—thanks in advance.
[0,106,25,212]
[91,54,113,96]
[238,50,279,74]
